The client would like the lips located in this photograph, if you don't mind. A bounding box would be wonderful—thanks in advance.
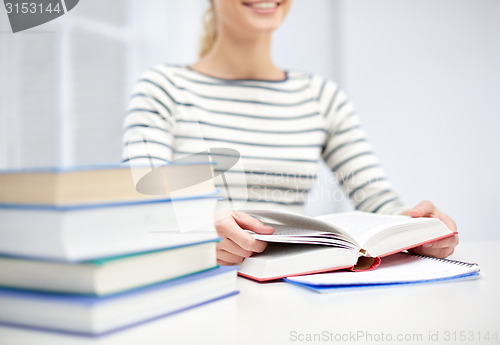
[242,1,282,14]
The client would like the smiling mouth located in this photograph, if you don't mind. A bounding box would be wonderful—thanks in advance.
[243,1,282,10]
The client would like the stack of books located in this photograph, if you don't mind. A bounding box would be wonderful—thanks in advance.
[0,164,238,336]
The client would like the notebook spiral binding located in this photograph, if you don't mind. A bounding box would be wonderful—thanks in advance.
[403,252,479,269]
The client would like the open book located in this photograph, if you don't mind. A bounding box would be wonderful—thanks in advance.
[238,210,456,281]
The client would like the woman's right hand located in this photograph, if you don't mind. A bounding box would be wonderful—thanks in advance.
[215,211,275,265]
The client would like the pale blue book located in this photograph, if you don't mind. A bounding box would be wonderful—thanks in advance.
[284,253,480,293]
[0,196,220,262]
[0,265,238,336]
[0,240,218,296]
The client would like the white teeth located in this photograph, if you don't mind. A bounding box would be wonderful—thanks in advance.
[250,2,278,9]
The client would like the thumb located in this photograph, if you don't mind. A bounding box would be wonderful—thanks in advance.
[232,211,275,235]
[409,206,424,218]
[409,200,434,218]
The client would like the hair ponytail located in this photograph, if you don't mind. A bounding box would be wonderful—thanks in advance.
[199,1,217,58]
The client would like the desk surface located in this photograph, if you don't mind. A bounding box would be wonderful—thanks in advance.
[1,241,499,345]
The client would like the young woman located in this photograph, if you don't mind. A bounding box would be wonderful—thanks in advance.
[123,0,458,265]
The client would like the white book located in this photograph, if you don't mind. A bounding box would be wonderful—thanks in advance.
[0,197,218,261]
[0,266,238,336]
[0,241,217,295]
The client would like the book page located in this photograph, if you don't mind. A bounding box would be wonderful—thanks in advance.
[246,210,345,234]
[315,212,412,243]
[262,223,353,240]
[252,242,355,258]
[245,209,433,249]
[248,224,357,248]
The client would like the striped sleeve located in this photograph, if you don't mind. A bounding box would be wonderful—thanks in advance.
[122,68,176,167]
[319,79,407,215]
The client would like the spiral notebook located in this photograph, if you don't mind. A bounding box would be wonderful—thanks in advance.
[284,252,480,293]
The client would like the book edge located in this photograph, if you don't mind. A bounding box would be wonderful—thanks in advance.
[237,264,354,282]
[0,290,239,337]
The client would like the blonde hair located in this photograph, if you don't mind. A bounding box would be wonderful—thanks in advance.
[199,1,217,58]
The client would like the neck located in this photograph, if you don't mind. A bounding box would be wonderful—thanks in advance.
[191,26,285,81]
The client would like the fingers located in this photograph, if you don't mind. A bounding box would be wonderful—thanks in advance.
[407,200,459,259]
[216,216,268,252]
[434,210,458,232]
[409,201,458,232]
[424,234,459,249]
[409,200,435,217]
[214,212,270,265]
[409,234,459,258]
[217,259,234,266]
[217,238,254,258]
[217,249,247,264]
[232,211,275,235]
[409,245,455,259]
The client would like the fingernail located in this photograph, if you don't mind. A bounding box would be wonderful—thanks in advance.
[423,243,433,248]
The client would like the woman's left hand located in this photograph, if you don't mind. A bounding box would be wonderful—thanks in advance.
[402,200,459,258]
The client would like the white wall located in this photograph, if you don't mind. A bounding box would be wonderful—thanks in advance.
[0,0,133,168]
[333,0,500,241]
[0,17,60,168]
[273,0,337,80]
[130,1,205,78]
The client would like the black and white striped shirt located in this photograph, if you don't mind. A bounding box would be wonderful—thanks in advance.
[122,64,406,214]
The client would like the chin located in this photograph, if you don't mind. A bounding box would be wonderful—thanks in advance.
[239,0,291,33]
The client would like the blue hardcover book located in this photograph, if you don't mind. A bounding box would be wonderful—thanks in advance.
[0,265,238,336]
[284,253,480,293]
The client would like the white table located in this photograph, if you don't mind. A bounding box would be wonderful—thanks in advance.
[1,241,499,345]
